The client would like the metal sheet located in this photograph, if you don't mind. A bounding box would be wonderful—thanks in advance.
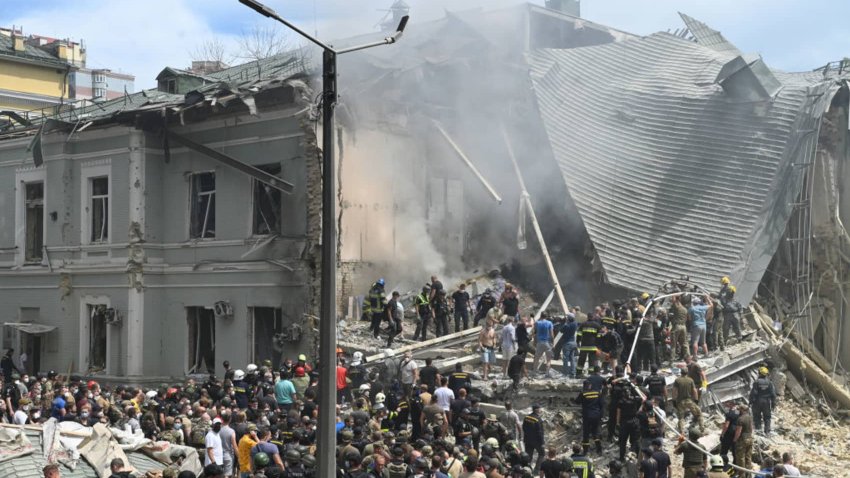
[529,25,846,301]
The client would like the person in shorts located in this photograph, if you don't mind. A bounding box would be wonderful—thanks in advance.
[479,320,497,380]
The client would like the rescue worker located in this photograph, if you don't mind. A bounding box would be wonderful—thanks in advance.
[674,428,706,478]
[571,443,595,478]
[636,399,663,450]
[475,289,497,327]
[635,311,657,373]
[522,404,545,472]
[749,366,777,435]
[707,455,730,478]
[709,293,725,351]
[668,296,690,361]
[413,286,432,342]
[617,377,641,461]
[721,286,743,345]
[597,324,623,374]
[367,279,388,339]
[576,315,602,377]
[432,282,450,338]
[719,401,738,467]
[448,364,472,398]
[451,283,472,332]
[606,366,627,442]
[644,366,668,413]
[385,291,403,348]
[282,449,306,478]
[671,367,703,434]
[733,404,754,472]
[575,380,604,454]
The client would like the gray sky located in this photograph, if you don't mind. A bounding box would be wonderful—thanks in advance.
[3,0,847,89]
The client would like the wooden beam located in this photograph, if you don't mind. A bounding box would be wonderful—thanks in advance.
[366,326,482,362]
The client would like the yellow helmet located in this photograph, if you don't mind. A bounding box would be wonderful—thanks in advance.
[640,292,650,300]
[720,276,730,285]
[729,285,736,293]
[759,367,769,376]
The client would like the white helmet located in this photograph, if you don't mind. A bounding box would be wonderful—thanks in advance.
[246,363,258,373]
[233,369,245,380]
[353,351,363,362]
[145,390,158,399]
[374,392,386,404]
[485,437,499,448]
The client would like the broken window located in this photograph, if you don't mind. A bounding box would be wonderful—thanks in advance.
[90,176,109,243]
[187,307,215,374]
[24,182,43,262]
[88,305,107,370]
[190,172,216,239]
[252,164,282,235]
[252,307,283,368]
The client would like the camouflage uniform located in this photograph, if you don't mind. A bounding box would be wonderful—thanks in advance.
[734,409,754,471]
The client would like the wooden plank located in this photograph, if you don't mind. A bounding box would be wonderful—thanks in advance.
[366,326,482,362]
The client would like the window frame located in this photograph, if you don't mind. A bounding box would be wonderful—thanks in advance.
[80,162,112,247]
[14,167,47,267]
[251,163,283,237]
[189,171,217,240]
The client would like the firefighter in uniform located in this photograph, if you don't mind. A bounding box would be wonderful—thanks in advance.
[448,364,472,398]
[570,443,595,478]
[576,316,602,377]
[522,405,545,471]
[413,286,431,341]
[367,279,388,339]
[575,380,604,454]
[749,367,776,435]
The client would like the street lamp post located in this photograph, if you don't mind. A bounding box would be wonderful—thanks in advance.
[237,1,408,477]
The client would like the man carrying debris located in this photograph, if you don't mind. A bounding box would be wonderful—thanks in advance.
[452,283,472,332]
[671,367,703,434]
[413,286,432,342]
[749,366,777,435]
[367,279,388,339]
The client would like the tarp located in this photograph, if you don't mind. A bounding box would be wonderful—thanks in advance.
[4,322,58,335]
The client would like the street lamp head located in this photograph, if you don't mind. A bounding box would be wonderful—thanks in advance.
[397,15,410,33]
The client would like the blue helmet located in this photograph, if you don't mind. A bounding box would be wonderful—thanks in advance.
[377,278,385,286]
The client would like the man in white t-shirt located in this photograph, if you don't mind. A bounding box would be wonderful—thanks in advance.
[434,377,455,412]
[205,417,224,466]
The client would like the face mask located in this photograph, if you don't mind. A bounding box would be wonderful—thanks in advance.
[33,412,41,419]
[81,412,89,418]
[87,393,93,399]
[175,423,183,430]
[22,406,30,412]
[187,410,193,417]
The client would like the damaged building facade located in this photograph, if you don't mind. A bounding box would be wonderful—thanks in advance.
[0,57,321,378]
[333,4,850,377]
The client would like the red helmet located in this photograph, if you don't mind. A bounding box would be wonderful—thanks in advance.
[295,367,306,377]
[87,380,98,390]
[167,387,178,398]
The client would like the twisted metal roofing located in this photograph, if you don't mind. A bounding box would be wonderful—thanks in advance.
[529,30,844,302]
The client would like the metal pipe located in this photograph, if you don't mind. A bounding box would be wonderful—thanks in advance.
[500,123,569,315]
[433,120,503,204]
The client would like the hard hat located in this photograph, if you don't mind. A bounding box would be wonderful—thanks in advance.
[759,366,769,376]
[298,354,307,362]
[146,390,158,399]
[87,380,98,390]
[353,351,363,362]
[233,369,245,380]
[373,403,386,411]
[729,285,737,293]
[246,363,258,373]
[167,387,178,398]
[377,278,385,286]
[302,454,317,468]
[359,383,371,391]
[295,367,306,377]
[721,276,730,285]
[640,292,650,300]
[709,455,724,469]
[285,449,301,463]
[485,437,499,448]
[374,392,386,404]
[253,452,270,468]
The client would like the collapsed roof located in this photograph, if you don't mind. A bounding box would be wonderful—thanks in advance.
[529,14,849,304]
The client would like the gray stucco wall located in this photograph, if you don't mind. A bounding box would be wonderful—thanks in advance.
[0,95,320,379]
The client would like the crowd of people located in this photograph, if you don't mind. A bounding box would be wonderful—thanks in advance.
[6,274,802,478]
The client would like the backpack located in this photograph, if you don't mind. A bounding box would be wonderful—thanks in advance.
[387,461,408,478]
[190,419,210,446]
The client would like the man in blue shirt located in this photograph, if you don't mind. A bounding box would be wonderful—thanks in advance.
[532,314,554,376]
[274,370,298,412]
[687,295,713,359]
